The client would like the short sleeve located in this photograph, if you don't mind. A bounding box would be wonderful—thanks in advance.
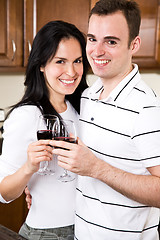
[132,104,160,168]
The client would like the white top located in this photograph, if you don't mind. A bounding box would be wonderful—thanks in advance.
[75,65,160,240]
[0,101,79,228]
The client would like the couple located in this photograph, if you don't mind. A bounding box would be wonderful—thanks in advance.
[0,0,160,239]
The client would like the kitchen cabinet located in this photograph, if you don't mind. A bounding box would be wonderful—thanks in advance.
[134,0,160,69]
[0,0,160,71]
[0,194,28,233]
[90,0,160,69]
[0,0,23,69]
[0,0,90,70]
[23,0,90,66]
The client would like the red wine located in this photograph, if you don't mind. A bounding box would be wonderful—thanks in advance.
[54,137,77,149]
[37,130,53,140]
[54,136,77,143]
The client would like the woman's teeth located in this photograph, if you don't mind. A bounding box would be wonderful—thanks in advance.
[60,79,75,84]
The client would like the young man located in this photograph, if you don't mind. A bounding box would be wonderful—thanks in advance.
[53,0,160,239]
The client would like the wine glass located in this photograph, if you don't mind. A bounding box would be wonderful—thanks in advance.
[53,119,77,182]
[37,114,58,175]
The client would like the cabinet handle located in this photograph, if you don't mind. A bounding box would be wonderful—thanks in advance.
[28,40,32,53]
[11,40,16,61]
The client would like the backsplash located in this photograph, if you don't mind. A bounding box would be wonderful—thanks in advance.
[0,74,25,111]
[0,71,160,112]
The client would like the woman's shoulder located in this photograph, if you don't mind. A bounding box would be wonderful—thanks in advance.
[2,105,42,144]
[4,105,42,127]
[10,105,41,117]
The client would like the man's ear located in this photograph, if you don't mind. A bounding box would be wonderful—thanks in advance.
[130,36,141,55]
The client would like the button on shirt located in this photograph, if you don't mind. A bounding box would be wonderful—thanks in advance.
[75,64,160,240]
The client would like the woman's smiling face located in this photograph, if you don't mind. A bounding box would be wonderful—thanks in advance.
[41,37,83,100]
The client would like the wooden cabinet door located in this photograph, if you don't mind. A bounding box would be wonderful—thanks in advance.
[90,0,160,69]
[23,0,34,67]
[0,194,28,233]
[0,0,23,67]
[134,0,160,69]
[24,0,90,66]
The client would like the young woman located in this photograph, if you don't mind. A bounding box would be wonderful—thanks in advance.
[0,21,88,239]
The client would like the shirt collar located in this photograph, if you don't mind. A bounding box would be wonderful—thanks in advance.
[88,64,141,103]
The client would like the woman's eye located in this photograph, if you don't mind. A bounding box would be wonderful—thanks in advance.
[56,60,64,64]
[75,59,82,64]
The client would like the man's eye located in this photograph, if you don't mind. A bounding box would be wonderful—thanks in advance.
[108,40,117,45]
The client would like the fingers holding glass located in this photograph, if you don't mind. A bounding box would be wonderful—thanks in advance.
[52,119,77,182]
[37,114,58,175]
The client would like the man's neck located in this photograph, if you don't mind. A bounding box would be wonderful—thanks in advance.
[99,65,133,100]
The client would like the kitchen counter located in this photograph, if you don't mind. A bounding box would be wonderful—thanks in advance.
[0,138,3,155]
[0,224,26,240]
[0,122,3,154]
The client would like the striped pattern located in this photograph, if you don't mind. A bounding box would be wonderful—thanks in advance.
[75,65,160,240]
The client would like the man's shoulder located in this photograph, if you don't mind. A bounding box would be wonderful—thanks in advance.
[81,87,90,97]
[82,78,101,97]
[135,80,159,105]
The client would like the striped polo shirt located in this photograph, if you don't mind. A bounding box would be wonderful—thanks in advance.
[75,64,160,240]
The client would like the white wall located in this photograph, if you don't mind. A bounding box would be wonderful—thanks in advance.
[140,72,160,96]
[0,74,25,110]
[0,72,160,111]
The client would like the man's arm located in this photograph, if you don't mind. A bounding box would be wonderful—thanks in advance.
[51,139,160,208]
[92,159,160,207]
[25,186,32,209]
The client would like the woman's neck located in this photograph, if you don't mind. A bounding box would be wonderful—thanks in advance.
[49,95,67,114]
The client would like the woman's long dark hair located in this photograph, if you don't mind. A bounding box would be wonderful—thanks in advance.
[8,21,89,118]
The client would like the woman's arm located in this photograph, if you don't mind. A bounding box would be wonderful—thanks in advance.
[0,106,51,202]
[0,140,52,202]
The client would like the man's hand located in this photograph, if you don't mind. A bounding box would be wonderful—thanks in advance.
[51,138,99,177]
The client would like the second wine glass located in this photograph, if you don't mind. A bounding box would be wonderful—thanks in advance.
[53,119,77,182]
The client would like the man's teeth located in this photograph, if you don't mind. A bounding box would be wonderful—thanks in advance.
[94,59,110,64]
[60,79,75,84]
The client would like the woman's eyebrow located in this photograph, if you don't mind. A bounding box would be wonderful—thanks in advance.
[54,57,66,59]
[54,56,83,60]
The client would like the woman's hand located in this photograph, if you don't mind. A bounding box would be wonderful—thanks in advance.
[26,140,53,174]
[0,140,53,202]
